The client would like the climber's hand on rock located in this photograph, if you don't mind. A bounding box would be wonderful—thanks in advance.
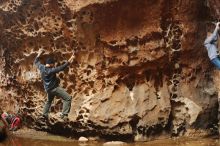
[216,22,220,29]
[37,49,45,57]
[68,54,75,63]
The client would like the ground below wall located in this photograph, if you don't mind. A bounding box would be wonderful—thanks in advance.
[0,0,219,141]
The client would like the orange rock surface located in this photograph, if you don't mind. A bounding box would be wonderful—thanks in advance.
[0,0,219,140]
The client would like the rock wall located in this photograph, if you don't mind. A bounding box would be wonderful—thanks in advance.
[0,0,219,141]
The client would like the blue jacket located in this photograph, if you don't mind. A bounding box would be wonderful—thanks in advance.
[34,57,69,92]
[204,26,219,60]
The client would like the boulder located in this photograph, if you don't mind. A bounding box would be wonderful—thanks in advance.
[0,0,219,140]
[103,141,125,145]
[78,136,88,142]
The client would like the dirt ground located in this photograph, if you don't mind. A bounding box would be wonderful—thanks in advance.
[12,127,74,142]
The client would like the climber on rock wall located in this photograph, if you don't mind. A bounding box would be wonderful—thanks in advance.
[204,22,220,69]
[34,49,75,120]
[1,112,21,131]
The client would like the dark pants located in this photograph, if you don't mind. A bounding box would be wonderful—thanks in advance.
[43,87,72,117]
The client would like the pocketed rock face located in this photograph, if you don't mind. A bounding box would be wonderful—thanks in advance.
[0,0,218,140]
[207,0,220,18]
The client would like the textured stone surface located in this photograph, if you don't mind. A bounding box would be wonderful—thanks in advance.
[103,141,125,145]
[207,0,220,19]
[0,0,219,141]
[78,136,88,142]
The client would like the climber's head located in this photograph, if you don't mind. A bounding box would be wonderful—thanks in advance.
[1,112,8,119]
[206,22,219,37]
[45,57,55,67]
[207,32,212,37]
[206,24,214,37]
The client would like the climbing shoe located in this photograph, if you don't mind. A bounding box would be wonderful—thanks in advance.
[59,114,68,121]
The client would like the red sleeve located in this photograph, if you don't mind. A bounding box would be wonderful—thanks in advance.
[10,117,21,129]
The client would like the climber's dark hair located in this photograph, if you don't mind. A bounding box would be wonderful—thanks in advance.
[46,57,55,64]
